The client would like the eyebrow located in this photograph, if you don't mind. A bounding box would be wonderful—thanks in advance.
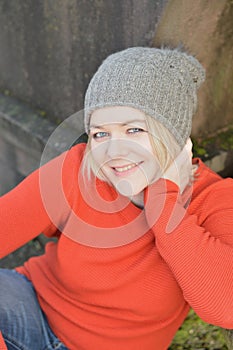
[89,119,147,129]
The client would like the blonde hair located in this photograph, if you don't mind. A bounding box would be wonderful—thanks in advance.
[145,115,181,172]
[81,114,188,182]
[82,137,106,181]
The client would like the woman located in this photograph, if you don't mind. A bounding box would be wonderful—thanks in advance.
[0,47,232,350]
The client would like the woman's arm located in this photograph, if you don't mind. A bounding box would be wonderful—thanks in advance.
[145,178,233,329]
[0,145,80,258]
[0,162,58,258]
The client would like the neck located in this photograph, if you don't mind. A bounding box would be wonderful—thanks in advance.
[130,192,144,209]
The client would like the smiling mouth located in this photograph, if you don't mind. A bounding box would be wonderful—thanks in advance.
[112,162,142,174]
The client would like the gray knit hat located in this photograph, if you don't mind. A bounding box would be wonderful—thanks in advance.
[84,47,205,148]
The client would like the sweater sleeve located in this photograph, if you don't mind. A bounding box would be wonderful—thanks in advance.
[145,178,233,329]
[0,166,52,258]
[0,332,7,349]
[0,145,82,258]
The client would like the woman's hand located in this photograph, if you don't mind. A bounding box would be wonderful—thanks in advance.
[163,138,193,193]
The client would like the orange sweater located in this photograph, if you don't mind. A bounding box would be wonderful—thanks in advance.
[0,144,233,349]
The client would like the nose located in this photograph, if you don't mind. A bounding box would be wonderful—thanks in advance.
[106,138,129,159]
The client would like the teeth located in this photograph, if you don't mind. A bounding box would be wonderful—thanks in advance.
[114,163,139,172]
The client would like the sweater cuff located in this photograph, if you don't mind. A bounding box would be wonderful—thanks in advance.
[144,178,179,204]
[144,179,182,232]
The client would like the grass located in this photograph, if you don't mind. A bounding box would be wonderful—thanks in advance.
[192,125,233,161]
[169,309,228,350]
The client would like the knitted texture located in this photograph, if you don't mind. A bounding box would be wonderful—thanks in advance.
[2,144,233,349]
[84,47,205,148]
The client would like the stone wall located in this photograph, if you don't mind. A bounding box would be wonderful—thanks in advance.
[0,92,85,195]
[0,93,53,194]
[0,0,166,123]
[0,0,168,194]
[154,0,233,137]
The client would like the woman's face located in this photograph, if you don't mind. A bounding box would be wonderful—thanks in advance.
[89,106,161,202]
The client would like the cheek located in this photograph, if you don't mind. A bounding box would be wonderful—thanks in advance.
[143,154,162,183]
[90,141,107,166]
[137,136,155,158]
[143,138,154,152]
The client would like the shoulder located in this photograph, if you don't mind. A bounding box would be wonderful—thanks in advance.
[61,143,87,190]
[190,158,233,216]
[192,158,233,199]
[40,143,86,172]
[64,143,87,166]
[190,158,233,241]
[39,143,87,198]
[50,143,87,178]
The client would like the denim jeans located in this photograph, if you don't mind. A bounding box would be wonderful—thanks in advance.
[0,268,68,350]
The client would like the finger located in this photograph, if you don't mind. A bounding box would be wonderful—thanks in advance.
[185,138,193,157]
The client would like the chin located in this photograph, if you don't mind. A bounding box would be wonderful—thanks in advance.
[115,181,145,198]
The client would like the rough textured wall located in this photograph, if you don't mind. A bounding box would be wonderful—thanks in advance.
[1,0,231,136]
[153,0,233,138]
[0,0,167,194]
[0,0,167,122]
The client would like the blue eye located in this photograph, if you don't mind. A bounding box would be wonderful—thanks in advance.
[127,127,145,134]
[93,131,109,139]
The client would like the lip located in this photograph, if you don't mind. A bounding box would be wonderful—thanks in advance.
[111,162,143,177]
